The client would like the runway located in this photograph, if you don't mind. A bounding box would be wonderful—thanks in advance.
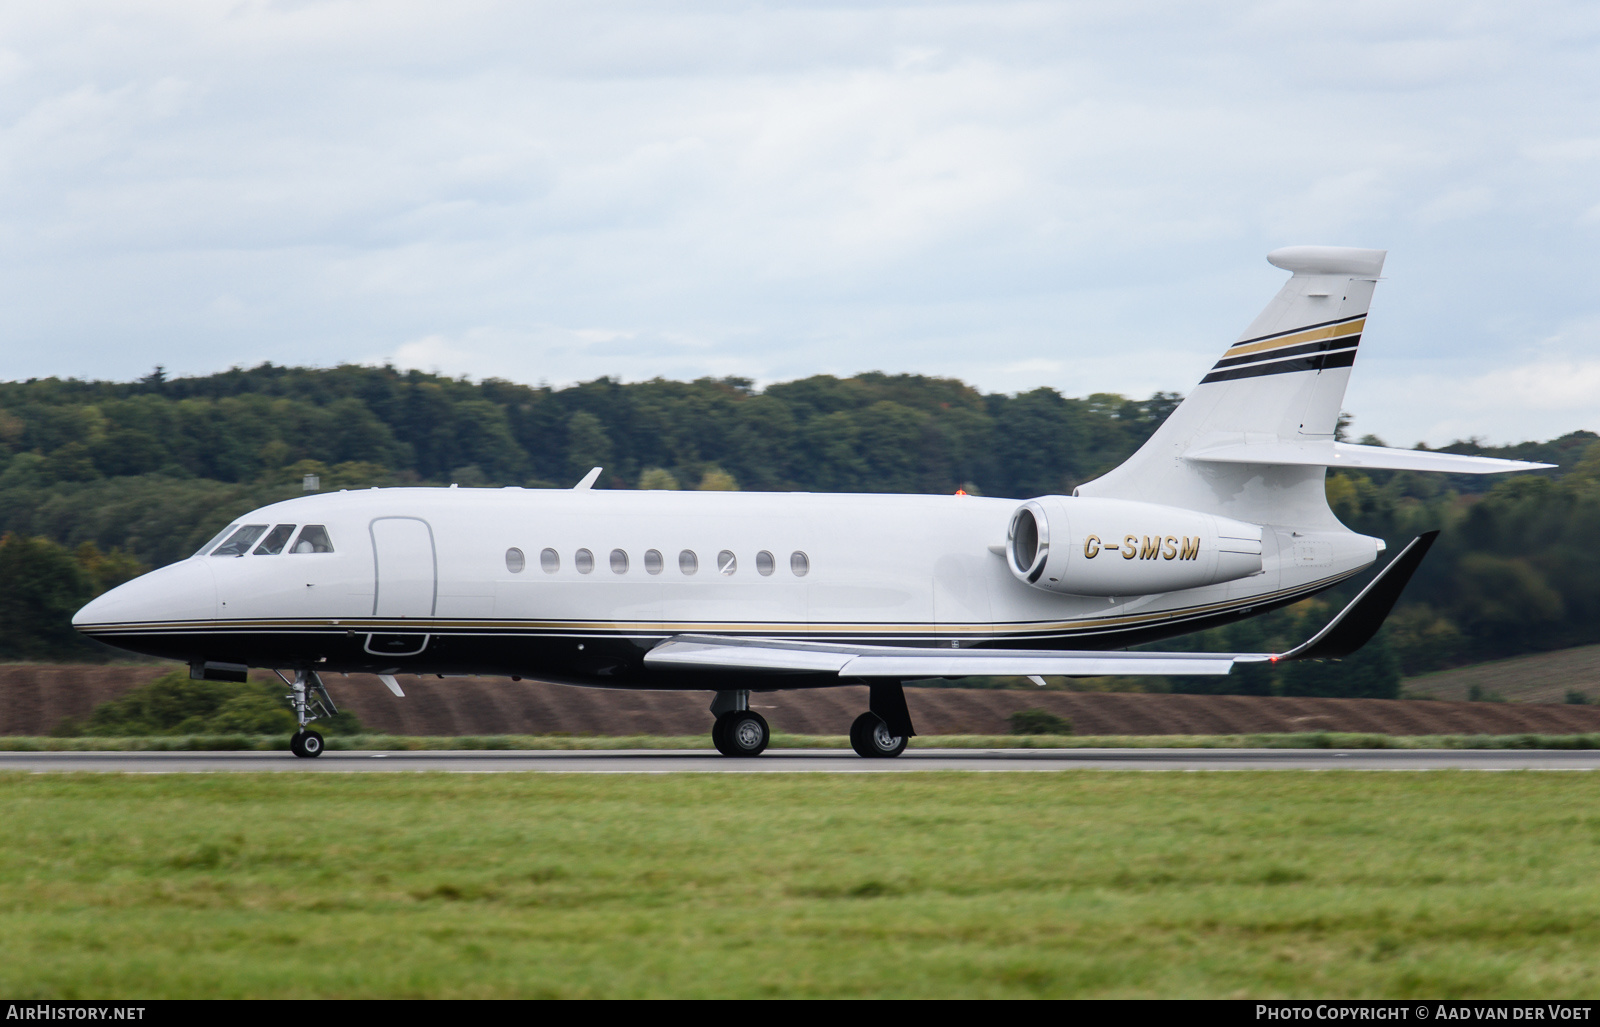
[5,747,1600,772]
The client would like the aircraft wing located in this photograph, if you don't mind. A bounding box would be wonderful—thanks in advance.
[1185,440,1552,474]
[643,635,1244,677]
[645,531,1441,679]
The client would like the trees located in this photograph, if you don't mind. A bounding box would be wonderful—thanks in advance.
[0,361,1594,684]
[0,534,99,660]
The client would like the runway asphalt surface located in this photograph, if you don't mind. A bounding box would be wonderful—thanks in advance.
[5,748,1600,772]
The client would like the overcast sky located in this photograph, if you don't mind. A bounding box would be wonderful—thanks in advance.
[1,1,1597,446]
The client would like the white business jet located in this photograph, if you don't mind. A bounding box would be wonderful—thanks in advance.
[73,247,1550,758]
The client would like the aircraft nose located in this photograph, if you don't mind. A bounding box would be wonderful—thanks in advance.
[73,558,218,630]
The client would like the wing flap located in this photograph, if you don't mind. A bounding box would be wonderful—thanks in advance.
[840,653,1235,677]
[643,638,854,673]
[644,636,1237,677]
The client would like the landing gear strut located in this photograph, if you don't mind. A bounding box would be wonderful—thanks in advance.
[279,668,337,759]
[849,681,915,759]
[710,690,770,757]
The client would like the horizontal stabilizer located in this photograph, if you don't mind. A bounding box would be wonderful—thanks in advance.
[1185,440,1552,475]
[644,635,1239,677]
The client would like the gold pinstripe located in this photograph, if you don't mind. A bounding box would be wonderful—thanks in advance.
[1224,317,1364,359]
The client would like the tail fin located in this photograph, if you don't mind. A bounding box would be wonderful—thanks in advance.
[1076,246,1386,529]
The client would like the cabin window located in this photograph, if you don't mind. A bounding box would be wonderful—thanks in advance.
[506,548,526,573]
[540,548,560,573]
[791,551,809,577]
[211,525,268,557]
[610,549,629,574]
[756,550,775,576]
[253,524,297,556]
[575,548,595,574]
[679,550,698,575]
[289,525,334,554]
[644,549,663,575]
[717,550,737,576]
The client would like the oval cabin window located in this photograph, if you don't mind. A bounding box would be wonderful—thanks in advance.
[506,548,525,573]
[717,550,737,576]
[575,549,595,574]
[679,550,698,575]
[644,549,663,575]
[610,549,629,574]
[756,550,775,576]
[790,551,809,577]
[540,548,560,573]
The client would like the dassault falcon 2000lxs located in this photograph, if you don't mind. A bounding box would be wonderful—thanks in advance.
[74,246,1551,758]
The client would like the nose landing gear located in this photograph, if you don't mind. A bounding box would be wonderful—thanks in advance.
[279,668,337,759]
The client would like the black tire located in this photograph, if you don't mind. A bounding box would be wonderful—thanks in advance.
[291,729,324,759]
[711,715,734,756]
[720,711,769,757]
[850,712,907,759]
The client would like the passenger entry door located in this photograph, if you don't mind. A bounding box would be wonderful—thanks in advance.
[371,517,437,618]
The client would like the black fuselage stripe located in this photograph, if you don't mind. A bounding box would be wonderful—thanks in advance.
[1200,348,1357,384]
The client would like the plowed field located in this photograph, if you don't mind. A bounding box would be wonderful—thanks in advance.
[9,663,1600,737]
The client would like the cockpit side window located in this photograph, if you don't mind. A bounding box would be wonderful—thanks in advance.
[289,525,335,554]
[253,524,297,556]
[194,524,240,558]
[211,525,268,557]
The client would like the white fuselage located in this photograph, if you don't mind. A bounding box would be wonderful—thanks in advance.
[73,486,1379,686]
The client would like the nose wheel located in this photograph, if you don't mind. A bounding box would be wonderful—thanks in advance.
[289,729,325,758]
[279,668,336,758]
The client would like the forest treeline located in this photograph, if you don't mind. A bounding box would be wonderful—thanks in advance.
[2,362,1596,700]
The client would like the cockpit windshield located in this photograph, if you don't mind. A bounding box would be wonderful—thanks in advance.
[210,524,268,557]
[253,524,297,556]
[194,524,239,558]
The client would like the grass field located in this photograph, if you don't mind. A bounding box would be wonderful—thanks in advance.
[1404,644,1600,703]
[3,772,1600,998]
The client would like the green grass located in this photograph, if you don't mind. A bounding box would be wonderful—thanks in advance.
[7,731,1600,750]
[2,772,1600,997]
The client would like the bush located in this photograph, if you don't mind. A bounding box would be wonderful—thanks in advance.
[1566,690,1591,705]
[70,669,360,736]
[1008,708,1073,735]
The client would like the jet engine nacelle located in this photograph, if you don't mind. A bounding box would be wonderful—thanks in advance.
[1006,496,1263,597]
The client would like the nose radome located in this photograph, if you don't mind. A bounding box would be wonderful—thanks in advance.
[73,558,218,628]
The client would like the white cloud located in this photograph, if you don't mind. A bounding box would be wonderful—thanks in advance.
[0,0,1594,455]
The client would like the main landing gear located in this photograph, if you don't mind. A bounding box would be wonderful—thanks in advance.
[278,668,338,759]
[850,712,907,758]
[707,682,917,759]
[710,690,769,757]
[850,681,915,759]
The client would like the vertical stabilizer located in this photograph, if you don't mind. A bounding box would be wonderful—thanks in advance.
[1075,246,1386,529]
